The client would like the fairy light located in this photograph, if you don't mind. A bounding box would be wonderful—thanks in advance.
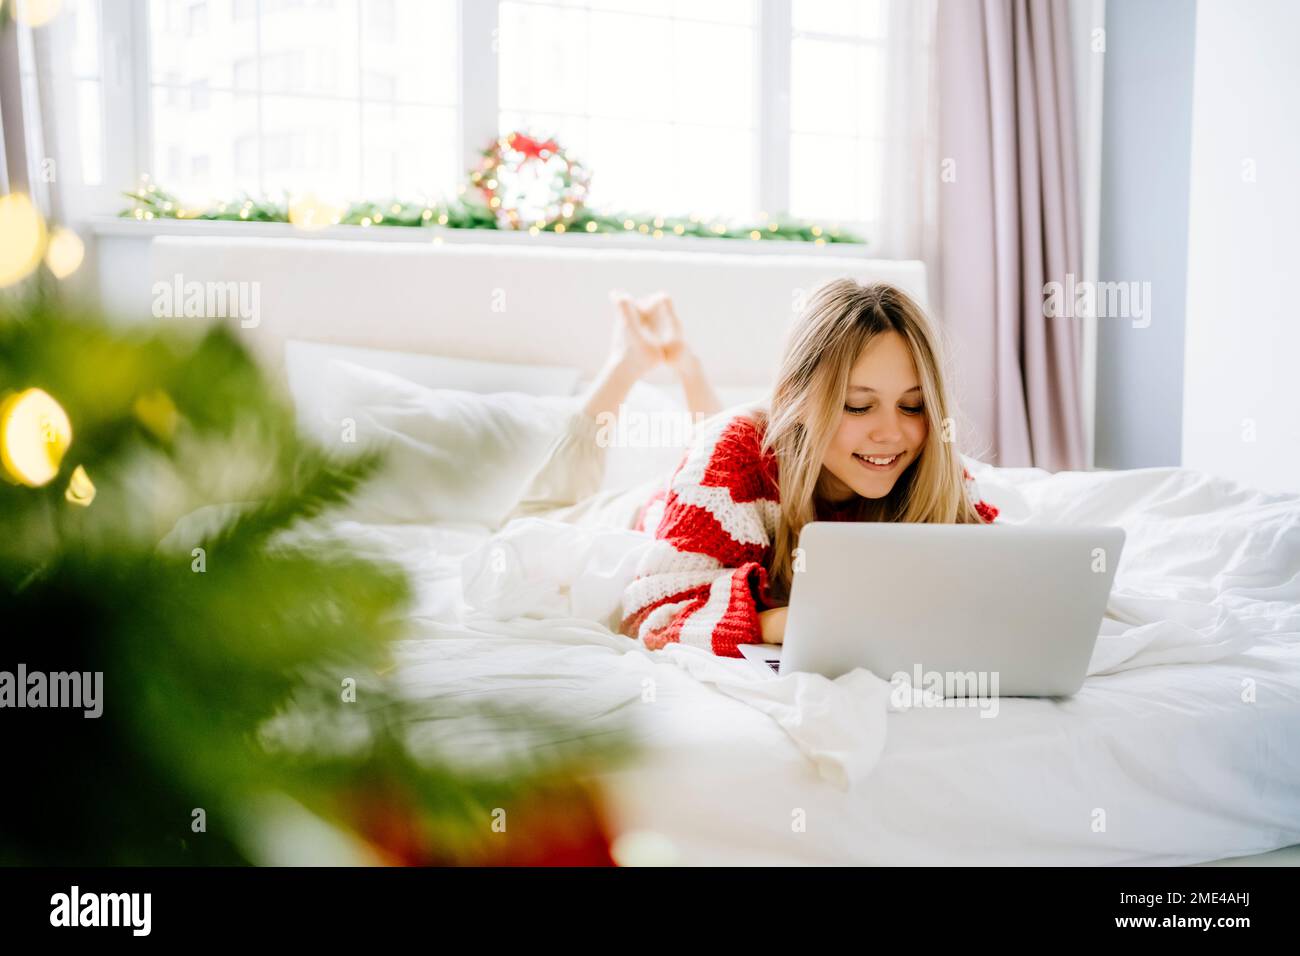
[749,230,762,240]
[438,213,449,225]
[652,229,663,239]
[653,217,663,228]
[554,222,566,234]
[585,221,598,233]
[289,194,342,232]
[421,208,433,221]
[390,203,401,214]
[44,227,85,279]
[673,224,684,235]
[65,465,95,507]
[0,192,48,287]
[528,225,540,236]
[623,219,634,230]
[360,217,372,227]
[811,225,823,237]
[814,237,826,247]
[0,388,72,488]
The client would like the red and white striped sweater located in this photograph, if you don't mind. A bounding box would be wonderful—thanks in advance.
[619,412,999,657]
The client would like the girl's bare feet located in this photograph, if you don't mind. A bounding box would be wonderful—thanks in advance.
[636,291,723,417]
[580,291,664,420]
[609,292,664,378]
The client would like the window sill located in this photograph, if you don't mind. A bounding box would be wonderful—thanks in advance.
[85,216,875,258]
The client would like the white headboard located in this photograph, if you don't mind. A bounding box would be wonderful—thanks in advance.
[149,236,928,389]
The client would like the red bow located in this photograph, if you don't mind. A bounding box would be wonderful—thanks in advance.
[508,132,558,160]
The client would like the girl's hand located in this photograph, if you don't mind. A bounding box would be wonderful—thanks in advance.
[759,605,788,644]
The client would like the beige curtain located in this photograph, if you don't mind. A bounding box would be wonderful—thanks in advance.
[936,0,1088,471]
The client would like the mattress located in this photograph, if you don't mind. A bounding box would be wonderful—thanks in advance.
[331,458,1300,866]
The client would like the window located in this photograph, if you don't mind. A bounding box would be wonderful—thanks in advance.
[147,0,458,203]
[64,0,934,247]
[72,0,103,186]
[789,0,888,228]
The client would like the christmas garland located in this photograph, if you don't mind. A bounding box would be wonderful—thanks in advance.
[119,131,864,246]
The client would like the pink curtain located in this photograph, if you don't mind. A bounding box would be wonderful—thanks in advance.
[937,0,1088,471]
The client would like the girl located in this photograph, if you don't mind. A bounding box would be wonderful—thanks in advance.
[504,279,998,657]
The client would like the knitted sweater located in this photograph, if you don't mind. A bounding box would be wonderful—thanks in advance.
[619,412,999,657]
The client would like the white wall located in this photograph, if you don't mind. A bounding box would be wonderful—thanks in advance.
[1182,0,1300,494]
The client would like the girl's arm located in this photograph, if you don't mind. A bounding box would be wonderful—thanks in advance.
[759,605,787,644]
[620,416,779,656]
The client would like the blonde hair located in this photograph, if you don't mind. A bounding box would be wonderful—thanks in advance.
[758,279,987,602]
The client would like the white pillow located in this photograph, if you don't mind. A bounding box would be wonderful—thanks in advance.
[317,359,576,527]
[285,339,581,440]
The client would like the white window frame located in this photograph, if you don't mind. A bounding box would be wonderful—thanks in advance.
[76,0,912,248]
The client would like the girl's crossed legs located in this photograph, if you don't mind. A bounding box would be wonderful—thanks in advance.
[502,292,723,528]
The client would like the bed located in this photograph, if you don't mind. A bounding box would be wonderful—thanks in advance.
[149,236,1300,865]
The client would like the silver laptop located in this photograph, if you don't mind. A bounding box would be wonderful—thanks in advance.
[738,522,1125,698]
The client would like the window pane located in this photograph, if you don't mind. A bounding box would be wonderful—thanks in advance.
[498,1,757,219]
[260,94,361,199]
[151,88,260,203]
[789,132,880,225]
[72,0,99,76]
[586,11,674,121]
[77,80,103,185]
[789,4,889,228]
[258,0,360,97]
[498,3,588,116]
[361,103,457,200]
[792,0,886,39]
[149,0,258,89]
[363,0,456,103]
[672,20,753,128]
[672,0,755,24]
[791,37,883,137]
[147,0,457,204]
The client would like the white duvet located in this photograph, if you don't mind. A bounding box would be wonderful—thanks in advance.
[364,461,1300,865]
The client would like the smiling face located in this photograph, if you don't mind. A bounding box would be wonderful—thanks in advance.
[816,330,929,502]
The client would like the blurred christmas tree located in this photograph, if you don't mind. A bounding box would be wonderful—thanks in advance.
[0,200,631,866]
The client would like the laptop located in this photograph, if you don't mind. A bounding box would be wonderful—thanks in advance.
[737,522,1125,698]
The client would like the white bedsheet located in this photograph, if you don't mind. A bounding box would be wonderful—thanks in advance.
[344,461,1300,865]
